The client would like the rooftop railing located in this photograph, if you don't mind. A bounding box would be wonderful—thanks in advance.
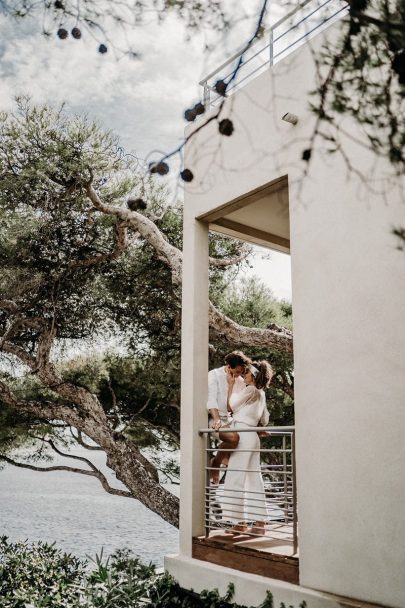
[200,0,348,106]
[199,425,298,556]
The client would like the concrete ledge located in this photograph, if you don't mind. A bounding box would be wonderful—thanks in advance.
[164,554,385,608]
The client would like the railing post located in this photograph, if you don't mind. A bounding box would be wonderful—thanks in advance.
[203,81,210,107]
[292,430,298,555]
[282,434,288,523]
[205,432,210,537]
[269,28,274,66]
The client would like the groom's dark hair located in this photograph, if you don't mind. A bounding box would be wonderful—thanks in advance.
[224,351,251,369]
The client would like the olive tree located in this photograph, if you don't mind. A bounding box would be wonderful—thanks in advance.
[0,99,292,526]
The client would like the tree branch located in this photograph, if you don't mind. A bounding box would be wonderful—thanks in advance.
[208,244,251,268]
[0,300,18,312]
[0,341,37,368]
[0,379,84,430]
[356,11,405,32]
[70,428,103,450]
[34,325,57,371]
[86,184,293,353]
[0,316,46,353]
[0,453,133,498]
[209,302,293,353]
[86,183,183,286]
[0,378,179,526]
[68,220,129,268]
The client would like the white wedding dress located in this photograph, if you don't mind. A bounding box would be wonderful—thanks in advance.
[221,385,270,523]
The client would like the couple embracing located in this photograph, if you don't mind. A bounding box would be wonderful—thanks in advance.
[207,351,273,533]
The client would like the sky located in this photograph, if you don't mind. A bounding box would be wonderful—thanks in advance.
[0,1,291,300]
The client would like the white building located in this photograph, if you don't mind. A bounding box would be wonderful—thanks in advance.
[165,2,405,607]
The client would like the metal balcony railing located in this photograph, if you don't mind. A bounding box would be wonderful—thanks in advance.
[199,425,298,555]
[200,0,348,106]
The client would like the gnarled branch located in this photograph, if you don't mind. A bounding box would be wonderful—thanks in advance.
[86,184,294,354]
[68,220,129,269]
[70,428,103,451]
[0,379,84,430]
[209,302,293,354]
[35,325,57,371]
[0,341,37,368]
[208,244,252,268]
[272,371,294,400]
[0,453,132,498]
[86,184,183,286]
[0,300,18,312]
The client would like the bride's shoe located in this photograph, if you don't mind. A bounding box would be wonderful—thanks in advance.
[249,521,266,536]
[228,522,248,533]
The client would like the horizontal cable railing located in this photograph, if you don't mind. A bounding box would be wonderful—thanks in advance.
[199,425,298,555]
[200,0,348,106]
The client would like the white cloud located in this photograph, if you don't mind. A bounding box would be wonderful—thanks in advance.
[0,12,208,156]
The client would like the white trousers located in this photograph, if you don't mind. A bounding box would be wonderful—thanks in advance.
[221,422,268,523]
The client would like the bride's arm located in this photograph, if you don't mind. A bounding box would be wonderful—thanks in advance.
[259,393,270,426]
[259,406,270,426]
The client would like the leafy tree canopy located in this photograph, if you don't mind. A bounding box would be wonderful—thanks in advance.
[310,0,405,170]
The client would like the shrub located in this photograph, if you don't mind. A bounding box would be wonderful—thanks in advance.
[0,535,85,607]
[0,538,294,608]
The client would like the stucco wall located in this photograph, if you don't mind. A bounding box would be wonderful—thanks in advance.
[179,19,405,608]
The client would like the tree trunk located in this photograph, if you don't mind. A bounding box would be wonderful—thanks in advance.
[0,369,180,528]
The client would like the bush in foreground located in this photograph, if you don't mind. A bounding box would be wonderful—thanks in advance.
[0,536,85,607]
[0,537,298,608]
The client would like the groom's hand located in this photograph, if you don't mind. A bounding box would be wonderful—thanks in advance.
[226,367,236,385]
[209,408,222,430]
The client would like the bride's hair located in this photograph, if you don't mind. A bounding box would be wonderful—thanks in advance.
[251,360,274,390]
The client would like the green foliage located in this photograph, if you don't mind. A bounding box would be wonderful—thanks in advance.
[0,539,303,608]
[0,353,181,478]
[82,548,159,608]
[0,99,292,493]
[0,98,250,354]
[0,98,139,343]
[0,372,59,462]
[0,536,86,607]
[313,0,405,169]
[0,96,248,372]
[215,277,292,331]
[59,353,181,446]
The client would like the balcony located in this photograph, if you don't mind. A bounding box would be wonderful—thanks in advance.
[194,426,298,584]
[200,0,348,106]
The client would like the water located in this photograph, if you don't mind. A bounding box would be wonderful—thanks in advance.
[0,450,178,566]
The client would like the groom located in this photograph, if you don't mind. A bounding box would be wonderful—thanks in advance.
[207,350,251,484]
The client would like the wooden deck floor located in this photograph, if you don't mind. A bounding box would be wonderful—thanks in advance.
[193,529,299,584]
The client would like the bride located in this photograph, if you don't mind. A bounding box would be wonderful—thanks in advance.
[222,360,273,533]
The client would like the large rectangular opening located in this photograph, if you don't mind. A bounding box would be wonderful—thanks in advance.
[194,176,297,584]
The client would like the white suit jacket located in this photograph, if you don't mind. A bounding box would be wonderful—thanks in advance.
[207,366,246,418]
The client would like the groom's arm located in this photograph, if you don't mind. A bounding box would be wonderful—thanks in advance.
[207,370,221,429]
